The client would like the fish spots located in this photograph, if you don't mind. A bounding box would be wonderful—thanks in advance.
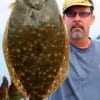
[3,0,69,99]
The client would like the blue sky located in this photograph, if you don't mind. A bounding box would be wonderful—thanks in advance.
[0,0,100,86]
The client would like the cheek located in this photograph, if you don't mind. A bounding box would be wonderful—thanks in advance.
[85,16,94,26]
[63,17,72,27]
[84,19,92,29]
[63,16,68,24]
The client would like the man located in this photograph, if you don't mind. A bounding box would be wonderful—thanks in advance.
[48,0,100,100]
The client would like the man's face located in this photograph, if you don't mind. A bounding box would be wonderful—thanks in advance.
[63,6,95,41]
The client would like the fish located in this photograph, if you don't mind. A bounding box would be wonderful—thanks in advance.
[3,0,69,99]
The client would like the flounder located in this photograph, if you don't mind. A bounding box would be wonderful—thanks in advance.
[3,0,69,99]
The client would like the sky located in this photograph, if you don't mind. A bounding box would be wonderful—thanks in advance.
[0,0,100,86]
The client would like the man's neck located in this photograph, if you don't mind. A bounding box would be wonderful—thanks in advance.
[69,38,91,49]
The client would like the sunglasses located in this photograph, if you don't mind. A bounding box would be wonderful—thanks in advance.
[65,11,91,18]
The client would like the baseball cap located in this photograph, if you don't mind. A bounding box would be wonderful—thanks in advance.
[63,0,94,12]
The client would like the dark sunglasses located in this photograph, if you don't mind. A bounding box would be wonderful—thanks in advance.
[65,11,91,18]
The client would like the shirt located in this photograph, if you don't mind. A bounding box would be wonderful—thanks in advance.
[48,39,100,100]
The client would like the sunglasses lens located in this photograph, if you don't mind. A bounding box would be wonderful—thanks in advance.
[65,11,91,17]
[79,12,91,17]
[65,11,76,17]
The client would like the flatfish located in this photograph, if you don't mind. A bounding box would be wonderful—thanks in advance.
[3,0,69,99]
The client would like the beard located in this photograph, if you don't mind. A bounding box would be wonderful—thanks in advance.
[69,22,85,40]
[70,28,85,40]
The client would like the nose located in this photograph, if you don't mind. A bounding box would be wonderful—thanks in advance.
[74,14,81,21]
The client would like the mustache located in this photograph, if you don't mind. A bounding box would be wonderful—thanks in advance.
[71,22,84,30]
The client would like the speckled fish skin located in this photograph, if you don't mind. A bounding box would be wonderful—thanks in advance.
[3,0,69,100]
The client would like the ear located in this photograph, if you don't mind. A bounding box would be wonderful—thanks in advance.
[62,15,66,24]
[90,15,95,25]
